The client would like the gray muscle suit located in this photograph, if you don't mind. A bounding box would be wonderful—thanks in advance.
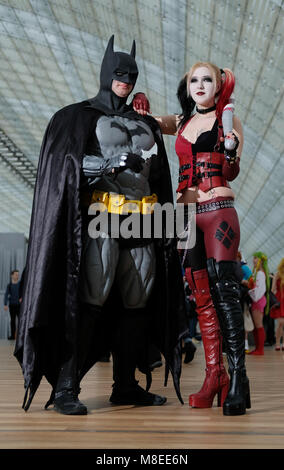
[81,115,157,309]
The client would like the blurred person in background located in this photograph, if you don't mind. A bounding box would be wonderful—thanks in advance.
[248,252,270,355]
[236,252,253,352]
[270,258,284,351]
[4,270,21,340]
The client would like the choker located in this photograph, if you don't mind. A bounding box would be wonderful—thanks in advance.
[196,105,216,114]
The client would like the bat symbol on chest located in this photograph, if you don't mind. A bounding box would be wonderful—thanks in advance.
[110,121,149,137]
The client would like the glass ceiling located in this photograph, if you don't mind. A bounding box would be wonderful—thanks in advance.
[0,0,283,271]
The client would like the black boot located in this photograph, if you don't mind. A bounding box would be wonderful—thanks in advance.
[110,382,166,406]
[77,303,109,377]
[52,303,108,415]
[54,354,87,415]
[54,389,87,415]
[110,309,167,406]
[207,259,251,416]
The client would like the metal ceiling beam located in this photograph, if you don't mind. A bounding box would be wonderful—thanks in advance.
[0,128,37,189]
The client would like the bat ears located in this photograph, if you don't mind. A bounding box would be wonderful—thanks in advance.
[130,40,136,58]
[105,35,136,58]
[105,34,115,57]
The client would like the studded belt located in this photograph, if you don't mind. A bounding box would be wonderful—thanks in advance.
[196,199,234,214]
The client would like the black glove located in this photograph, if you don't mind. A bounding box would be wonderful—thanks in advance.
[82,152,144,178]
[116,152,145,173]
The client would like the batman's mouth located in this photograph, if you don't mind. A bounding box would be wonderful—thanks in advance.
[118,83,131,88]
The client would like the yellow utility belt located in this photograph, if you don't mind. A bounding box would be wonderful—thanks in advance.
[90,190,158,215]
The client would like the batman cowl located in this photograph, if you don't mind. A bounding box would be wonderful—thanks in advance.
[89,35,139,116]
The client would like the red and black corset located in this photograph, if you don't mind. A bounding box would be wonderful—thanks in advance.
[175,117,230,193]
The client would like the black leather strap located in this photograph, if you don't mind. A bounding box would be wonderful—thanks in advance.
[196,162,222,169]
[196,171,223,179]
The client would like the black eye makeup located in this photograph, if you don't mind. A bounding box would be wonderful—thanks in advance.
[115,71,125,76]
[190,75,213,83]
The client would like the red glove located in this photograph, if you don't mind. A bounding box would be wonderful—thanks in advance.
[222,157,240,181]
[132,92,151,115]
[221,132,240,181]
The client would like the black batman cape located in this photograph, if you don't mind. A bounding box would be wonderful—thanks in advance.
[14,99,188,411]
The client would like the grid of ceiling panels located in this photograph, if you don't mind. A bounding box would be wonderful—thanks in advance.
[0,0,283,271]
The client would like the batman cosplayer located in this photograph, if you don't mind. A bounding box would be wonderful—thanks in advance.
[14,36,188,415]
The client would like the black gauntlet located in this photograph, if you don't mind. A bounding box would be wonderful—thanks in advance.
[82,152,144,178]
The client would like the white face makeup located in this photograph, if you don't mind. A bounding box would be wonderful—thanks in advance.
[111,80,133,98]
[189,66,218,108]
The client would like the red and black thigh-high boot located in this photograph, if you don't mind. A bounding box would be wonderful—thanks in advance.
[185,268,230,408]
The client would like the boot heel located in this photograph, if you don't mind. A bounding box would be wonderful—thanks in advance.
[217,382,229,407]
[217,391,222,407]
[246,389,251,409]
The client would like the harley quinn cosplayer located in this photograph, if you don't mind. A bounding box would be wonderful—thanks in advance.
[134,62,250,416]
